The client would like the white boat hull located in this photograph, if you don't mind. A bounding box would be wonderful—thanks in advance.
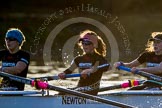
[0,90,162,108]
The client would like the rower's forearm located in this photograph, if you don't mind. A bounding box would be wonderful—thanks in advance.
[2,67,21,74]
[139,67,162,75]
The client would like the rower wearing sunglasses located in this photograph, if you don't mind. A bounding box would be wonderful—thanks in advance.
[58,30,111,95]
[114,32,162,90]
[0,28,30,91]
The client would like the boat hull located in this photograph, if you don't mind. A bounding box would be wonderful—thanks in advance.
[0,91,162,108]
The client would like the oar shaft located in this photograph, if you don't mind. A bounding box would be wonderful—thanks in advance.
[0,72,33,85]
[118,66,162,82]
[33,73,81,80]
[0,72,47,89]
[98,80,144,92]
[33,64,110,80]
[73,80,144,92]
[99,85,121,92]
[137,72,162,82]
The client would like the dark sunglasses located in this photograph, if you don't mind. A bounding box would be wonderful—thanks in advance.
[5,38,17,41]
[81,41,93,45]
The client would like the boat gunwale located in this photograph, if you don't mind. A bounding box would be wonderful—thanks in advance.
[99,90,162,96]
[1,90,162,97]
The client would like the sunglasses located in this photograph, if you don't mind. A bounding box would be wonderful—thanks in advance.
[81,41,93,45]
[5,38,17,41]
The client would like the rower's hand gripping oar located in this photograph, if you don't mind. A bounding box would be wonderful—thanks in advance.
[0,71,135,108]
[118,66,162,82]
[32,64,110,81]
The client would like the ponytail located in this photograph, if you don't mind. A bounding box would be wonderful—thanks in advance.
[95,36,106,57]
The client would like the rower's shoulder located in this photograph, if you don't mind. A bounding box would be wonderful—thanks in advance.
[18,50,31,58]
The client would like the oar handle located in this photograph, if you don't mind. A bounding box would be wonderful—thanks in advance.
[118,66,131,72]
[65,73,81,78]
[118,66,162,82]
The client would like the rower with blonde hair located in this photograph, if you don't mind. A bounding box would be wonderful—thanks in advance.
[114,32,162,90]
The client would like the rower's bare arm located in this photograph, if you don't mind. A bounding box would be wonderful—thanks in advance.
[2,61,27,74]
[114,59,141,68]
[139,62,162,74]
[123,59,141,67]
